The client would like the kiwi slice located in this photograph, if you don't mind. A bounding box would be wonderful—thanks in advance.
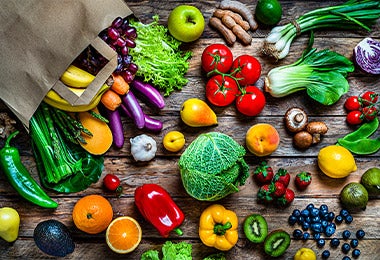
[264,229,290,257]
[243,214,268,243]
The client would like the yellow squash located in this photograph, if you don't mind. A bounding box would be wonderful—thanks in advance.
[199,204,238,251]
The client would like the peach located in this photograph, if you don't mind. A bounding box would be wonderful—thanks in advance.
[245,123,280,157]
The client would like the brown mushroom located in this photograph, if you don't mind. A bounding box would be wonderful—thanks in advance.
[306,121,328,144]
[293,131,313,149]
[284,107,308,133]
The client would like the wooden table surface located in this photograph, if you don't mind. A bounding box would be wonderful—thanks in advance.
[1,0,379,259]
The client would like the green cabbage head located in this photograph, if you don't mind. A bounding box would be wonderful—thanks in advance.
[178,132,249,201]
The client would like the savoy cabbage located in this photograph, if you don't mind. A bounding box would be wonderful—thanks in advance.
[178,132,249,201]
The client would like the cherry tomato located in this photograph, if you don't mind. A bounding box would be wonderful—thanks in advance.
[235,86,266,116]
[206,75,239,107]
[201,44,233,74]
[230,55,261,86]
[344,96,361,111]
[362,106,378,121]
[360,91,378,106]
[346,110,364,125]
[103,174,121,192]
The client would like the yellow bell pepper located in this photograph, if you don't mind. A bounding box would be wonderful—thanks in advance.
[199,204,238,251]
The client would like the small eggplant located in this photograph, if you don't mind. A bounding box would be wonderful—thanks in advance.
[130,79,165,109]
[121,91,145,129]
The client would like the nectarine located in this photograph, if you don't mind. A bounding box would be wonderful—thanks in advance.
[245,123,280,156]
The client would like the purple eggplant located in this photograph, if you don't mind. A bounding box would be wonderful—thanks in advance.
[104,108,124,148]
[130,79,165,109]
[120,104,163,132]
[121,91,145,129]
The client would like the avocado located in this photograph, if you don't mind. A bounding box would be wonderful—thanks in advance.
[33,219,75,257]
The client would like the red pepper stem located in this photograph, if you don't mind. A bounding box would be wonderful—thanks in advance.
[214,221,232,236]
[173,227,183,236]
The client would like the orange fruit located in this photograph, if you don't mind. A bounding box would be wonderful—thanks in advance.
[72,194,113,234]
[106,216,142,254]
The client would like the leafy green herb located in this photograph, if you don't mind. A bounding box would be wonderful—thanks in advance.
[129,15,192,96]
[179,132,249,201]
[30,102,103,193]
[140,241,192,260]
[264,34,354,105]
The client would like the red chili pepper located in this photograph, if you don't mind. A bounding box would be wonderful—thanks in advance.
[134,183,184,238]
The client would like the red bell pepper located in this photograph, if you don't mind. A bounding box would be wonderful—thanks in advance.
[134,183,184,238]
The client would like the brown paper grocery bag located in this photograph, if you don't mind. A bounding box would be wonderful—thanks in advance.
[0,0,133,127]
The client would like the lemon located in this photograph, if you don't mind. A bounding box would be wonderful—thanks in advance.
[318,145,357,178]
[294,248,316,260]
[255,0,282,26]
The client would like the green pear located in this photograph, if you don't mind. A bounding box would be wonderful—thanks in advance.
[180,98,218,127]
[0,207,20,242]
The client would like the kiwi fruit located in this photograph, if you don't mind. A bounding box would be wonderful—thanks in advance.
[33,219,75,257]
[340,182,368,211]
[264,229,290,257]
[243,214,268,243]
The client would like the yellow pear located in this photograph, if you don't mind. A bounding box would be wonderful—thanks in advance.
[0,207,20,242]
[180,98,218,127]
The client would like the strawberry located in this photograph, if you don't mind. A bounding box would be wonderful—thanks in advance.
[276,188,295,207]
[295,171,312,190]
[257,184,274,203]
[253,161,274,185]
[272,168,290,187]
[271,181,286,197]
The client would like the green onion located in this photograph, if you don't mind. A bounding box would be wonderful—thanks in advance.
[264,35,355,105]
[263,0,380,60]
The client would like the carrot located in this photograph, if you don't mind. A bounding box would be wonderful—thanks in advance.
[100,89,122,111]
[111,74,130,95]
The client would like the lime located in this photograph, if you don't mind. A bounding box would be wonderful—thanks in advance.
[340,182,368,211]
[255,0,282,26]
[361,167,380,195]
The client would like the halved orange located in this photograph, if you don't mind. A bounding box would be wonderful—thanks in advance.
[106,216,142,254]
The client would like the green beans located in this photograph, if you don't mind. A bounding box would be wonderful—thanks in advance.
[338,118,380,155]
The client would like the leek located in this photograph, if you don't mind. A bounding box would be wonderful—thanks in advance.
[263,0,380,59]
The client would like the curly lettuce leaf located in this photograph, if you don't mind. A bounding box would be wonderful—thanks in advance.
[129,15,192,96]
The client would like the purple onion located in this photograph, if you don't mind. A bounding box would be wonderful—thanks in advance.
[354,37,380,75]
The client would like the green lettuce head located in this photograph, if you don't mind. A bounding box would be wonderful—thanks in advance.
[178,132,249,201]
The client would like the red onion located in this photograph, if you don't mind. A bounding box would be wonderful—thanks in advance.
[353,37,380,75]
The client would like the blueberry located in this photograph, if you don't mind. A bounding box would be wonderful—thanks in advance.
[345,215,353,224]
[342,230,351,240]
[342,257,351,260]
[293,229,303,239]
[342,242,351,254]
[305,216,311,223]
[288,215,297,225]
[302,232,310,240]
[324,224,336,237]
[356,229,365,239]
[311,223,323,233]
[350,239,359,248]
[320,204,329,212]
[352,248,361,258]
[327,211,335,221]
[340,209,350,217]
[321,220,328,228]
[335,215,343,224]
[317,238,326,248]
[292,209,301,217]
[297,216,305,225]
[330,238,340,247]
[311,216,321,223]
[307,203,315,211]
[322,250,330,259]
[302,222,310,231]
[311,207,320,217]
[301,209,310,218]
[313,232,321,240]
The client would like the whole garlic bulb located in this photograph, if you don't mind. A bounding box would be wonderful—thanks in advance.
[130,134,157,162]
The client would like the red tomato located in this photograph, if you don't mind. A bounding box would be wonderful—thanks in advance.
[235,86,266,116]
[230,55,261,86]
[346,110,364,125]
[201,44,233,74]
[362,106,378,121]
[344,96,361,111]
[103,174,121,192]
[360,91,378,106]
[205,75,239,107]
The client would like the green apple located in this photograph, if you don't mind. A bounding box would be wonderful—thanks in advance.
[167,5,205,43]
[0,207,20,242]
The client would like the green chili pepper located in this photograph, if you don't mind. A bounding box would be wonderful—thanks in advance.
[338,137,380,155]
[340,118,379,142]
[0,131,58,208]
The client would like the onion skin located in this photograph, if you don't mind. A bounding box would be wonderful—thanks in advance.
[354,37,380,75]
